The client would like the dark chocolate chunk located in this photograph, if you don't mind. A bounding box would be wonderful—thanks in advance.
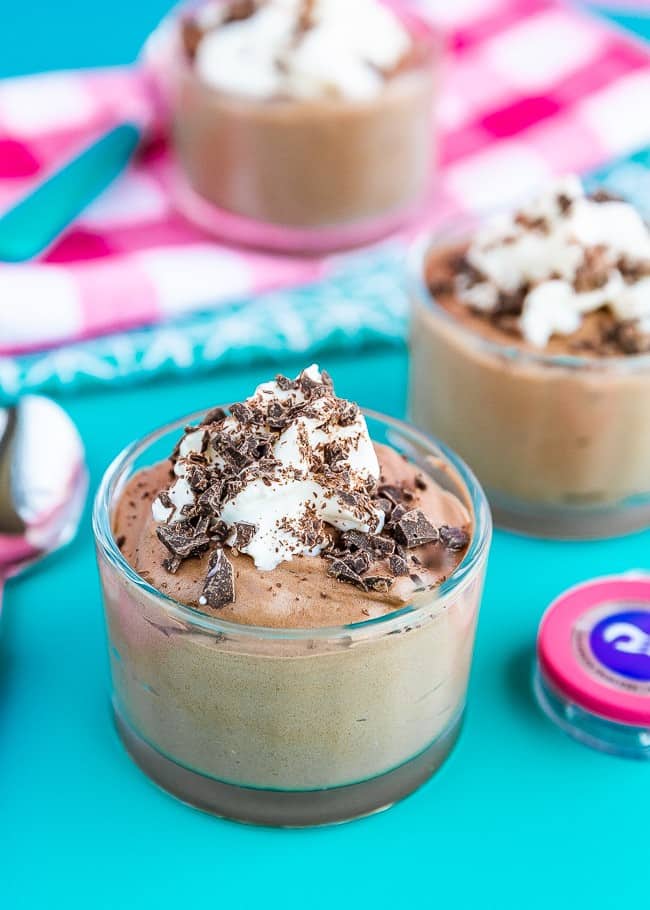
[233,522,256,549]
[414,474,427,491]
[393,509,439,548]
[156,520,211,560]
[116,535,126,550]
[198,482,223,514]
[163,555,182,574]
[158,490,173,510]
[230,402,253,424]
[438,525,470,550]
[201,407,227,426]
[364,576,393,593]
[327,559,367,591]
[185,463,210,493]
[340,530,394,557]
[201,548,235,609]
[378,484,405,504]
[341,551,371,575]
[373,497,393,518]
[389,554,409,576]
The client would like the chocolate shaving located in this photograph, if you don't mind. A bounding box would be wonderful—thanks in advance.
[438,525,470,551]
[393,509,439,548]
[200,548,235,609]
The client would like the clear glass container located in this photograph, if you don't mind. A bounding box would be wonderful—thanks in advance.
[143,2,441,254]
[93,409,491,827]
[534,667,650,760]
[408,230,650,540]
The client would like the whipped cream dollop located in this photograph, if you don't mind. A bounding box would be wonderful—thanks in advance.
[457,176,650,348]
[188,0,411,101]
[152,365,384,572]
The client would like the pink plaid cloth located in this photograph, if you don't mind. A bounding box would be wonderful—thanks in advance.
[1,0,650,356]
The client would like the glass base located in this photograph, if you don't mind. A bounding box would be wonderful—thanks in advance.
[489,489,650,540]
[169,165,424,256]
[114,706,463,827]
[534,669,650,760]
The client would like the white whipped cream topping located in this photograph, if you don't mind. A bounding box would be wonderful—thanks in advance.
[461,175,650,348]
[152,365,384,571]
[192,0,411,101]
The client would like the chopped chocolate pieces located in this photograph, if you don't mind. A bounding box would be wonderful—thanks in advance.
[181,18,203,58]
[438,525,470,551]
[515,212,549,233]
[609,321,650,355]
[590,188,622,204]
[337,401,359,427]
[389,554,409,576]
[198,482,223,514]
[233,522,256,549]
[364,576,392,593]
[414,474,427,491]
[200,548,235,609]
[341,551,371,575]
[574,246,609,293]
[157,520,211,561]
[116,535,126,550]
[185,463,210,493]
[374,497,393,518]
[163,555,182,574]
[230,402,253,424]
[388,504,407,526]
[393,509,439,548]
[557,192,573,214]
[275,374,296,392]
[619,256,650,284]
[158,490,173,510]
[377,484,405,504]
[327,559,367,591]
[340,530,394,558]
[200,407,227,426]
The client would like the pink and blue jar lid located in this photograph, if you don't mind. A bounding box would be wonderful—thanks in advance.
[535,573,650,760]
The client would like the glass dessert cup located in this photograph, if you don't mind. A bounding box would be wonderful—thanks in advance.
[93,409,491,827]
[143,2,441,254]
[408,231,650,540]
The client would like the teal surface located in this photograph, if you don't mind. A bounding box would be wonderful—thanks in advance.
[3,5,650,910]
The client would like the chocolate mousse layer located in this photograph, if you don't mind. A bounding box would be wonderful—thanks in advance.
[410,177,650,535]
[167,0,436,230]
[115,443,469,628]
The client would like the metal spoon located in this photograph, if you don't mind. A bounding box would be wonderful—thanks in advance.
[0,396,87,606]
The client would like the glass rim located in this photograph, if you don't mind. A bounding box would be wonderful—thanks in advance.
[142,0,444,111]
[408,227,650,374]
[92,407,491,642]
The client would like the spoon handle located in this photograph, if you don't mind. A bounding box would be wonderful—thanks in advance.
[0,123,141,262]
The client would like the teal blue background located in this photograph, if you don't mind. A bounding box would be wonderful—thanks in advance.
[2,5,650,909]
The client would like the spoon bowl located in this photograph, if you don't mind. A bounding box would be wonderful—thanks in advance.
[0,396,87,597]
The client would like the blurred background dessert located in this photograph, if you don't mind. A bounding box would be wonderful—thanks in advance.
[409,177,650,538]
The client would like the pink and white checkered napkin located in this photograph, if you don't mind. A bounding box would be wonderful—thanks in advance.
[1,0,650,357]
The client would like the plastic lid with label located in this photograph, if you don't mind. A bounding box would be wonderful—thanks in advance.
[535,574,650,759]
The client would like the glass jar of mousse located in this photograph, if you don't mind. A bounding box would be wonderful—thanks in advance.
[93,409,491,827]
[142,1,441,254]
[408,228,650,540]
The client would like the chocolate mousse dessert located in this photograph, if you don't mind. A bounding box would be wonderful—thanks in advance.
[410,176,650,537]
[95,366,490,825]
[164,0,436,235]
